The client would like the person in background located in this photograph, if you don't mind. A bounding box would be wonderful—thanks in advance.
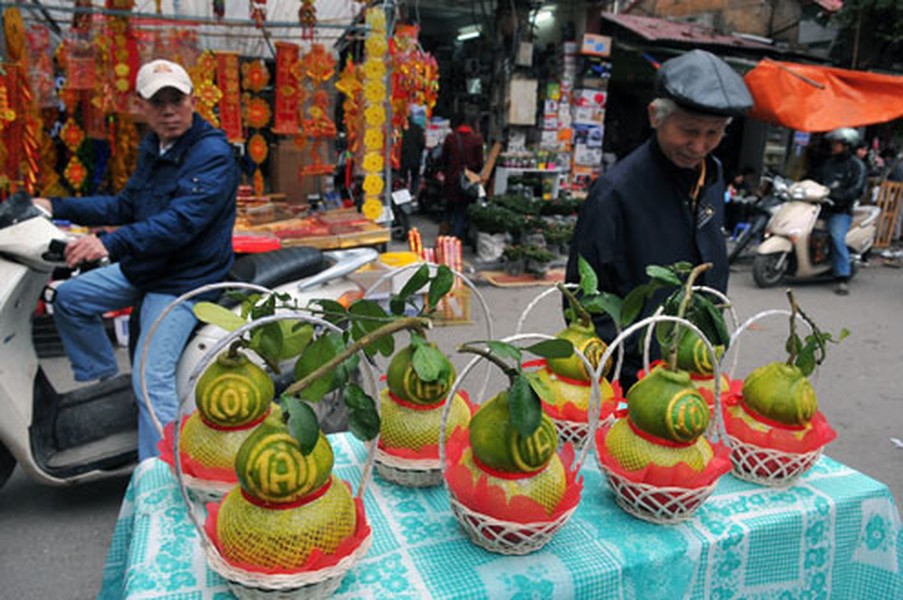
[439,107,484,240]
[725,165,757,232]
[565,49,753,390]
[33,59,239,460]
[399,106,426,199]
[813,128,867,296]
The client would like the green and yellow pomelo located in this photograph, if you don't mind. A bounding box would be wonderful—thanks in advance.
[386,343,456,405]
[379,389,470,451]
[180,409,272,471]
[536,366,616,414]
[604,418,713,472]
[217,474,356,570]
[459,447,566,514]
[469,392,559,473]
[627,365,709,443]
[675,330,724,376]
[742,362,817,426]
[196,351,274,427]
[546,321,611,381]
[235,420,334,504]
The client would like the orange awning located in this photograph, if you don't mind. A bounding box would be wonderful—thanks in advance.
[744,59,903,132]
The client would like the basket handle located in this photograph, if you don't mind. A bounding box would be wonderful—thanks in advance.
[138,282,276,438]
[724,308,815,380]
[172,311,380,554]
[592,314,728,460]
[641,285,740,379]
[514,283,626,382]
[364,261,495,402]
[438,332,601,476]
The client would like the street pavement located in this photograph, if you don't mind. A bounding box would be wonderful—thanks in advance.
[1,231,901,599]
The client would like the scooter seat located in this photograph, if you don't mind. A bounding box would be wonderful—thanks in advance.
[228,246,325,289]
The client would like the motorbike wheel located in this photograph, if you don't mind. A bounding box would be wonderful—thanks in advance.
[0,443,16,490]
[753,252,789,287]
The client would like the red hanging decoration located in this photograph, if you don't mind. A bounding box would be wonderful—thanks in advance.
[249,0,266,28]
[299,0,316,41]
[273,42,300,134]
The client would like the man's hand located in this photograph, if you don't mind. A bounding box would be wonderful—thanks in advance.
[64,235,109,269]
[32,197,53,216]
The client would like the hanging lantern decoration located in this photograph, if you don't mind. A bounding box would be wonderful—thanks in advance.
[360,8,388,222]
[273,41,299,134]
[299,0,316,41]
[216,51,243,143]
[249,0,266,28]
[336,58,362,191]
[241,59,271,196]
[297,43,336,178]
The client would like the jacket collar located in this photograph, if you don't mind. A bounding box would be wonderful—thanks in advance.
[141,113,207,163]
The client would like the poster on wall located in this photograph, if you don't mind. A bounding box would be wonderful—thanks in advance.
[508,78,538,126]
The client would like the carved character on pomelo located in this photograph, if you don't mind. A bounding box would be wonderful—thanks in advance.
[546,321,611,381]
[675,329,724,376]
[196,351,274,428]
[386,343,456,405]
[627,365,709,443]
[469,392,559,473]
[742,362,817,426]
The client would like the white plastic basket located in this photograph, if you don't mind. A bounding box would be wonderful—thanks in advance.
[168,305,380,598]
[439,333,600,555]
[593,315,730,524]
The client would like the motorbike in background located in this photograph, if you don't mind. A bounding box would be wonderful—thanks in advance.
[727,175,788,264]
[0,191,376,491]
[752,179,881,287]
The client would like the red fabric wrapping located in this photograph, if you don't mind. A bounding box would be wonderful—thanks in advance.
[722,392,837,453]
[595,422,732,489]
[204,480,371,575]
[157,417,238,484]
[443,427,584,524]
[378,390,475,460]
[523,359,623,423]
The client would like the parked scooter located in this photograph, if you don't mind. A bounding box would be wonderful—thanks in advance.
[0,191,377,490]
[752,179,881,287]
[727,175,788,264]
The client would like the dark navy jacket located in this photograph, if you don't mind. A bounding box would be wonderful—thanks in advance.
[565,137,728,382]
[52,114,238,296]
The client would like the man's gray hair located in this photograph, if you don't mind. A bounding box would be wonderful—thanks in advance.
[650,97,733,126]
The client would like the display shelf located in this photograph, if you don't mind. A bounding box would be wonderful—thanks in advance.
[494,166,562,198]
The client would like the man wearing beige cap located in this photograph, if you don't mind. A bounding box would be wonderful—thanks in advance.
[33,58,238,460]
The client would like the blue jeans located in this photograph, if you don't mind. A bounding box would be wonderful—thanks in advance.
[52,264,197,460]
[827,213,852,279]
[446,201,469,240]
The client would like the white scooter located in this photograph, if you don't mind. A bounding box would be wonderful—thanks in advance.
[0,192,377,490]
[752,179,881,287]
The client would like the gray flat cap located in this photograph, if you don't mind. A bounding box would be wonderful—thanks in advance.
[655,50,753,117]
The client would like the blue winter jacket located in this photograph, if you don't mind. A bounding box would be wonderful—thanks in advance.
[52,114,238,296]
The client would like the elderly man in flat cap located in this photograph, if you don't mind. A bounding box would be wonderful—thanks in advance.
[33,59,239,460]
[565,49,753,390]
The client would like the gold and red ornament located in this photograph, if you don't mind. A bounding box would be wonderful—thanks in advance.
[242,95,271,129]
[63,156,88,192]
[299,0,316,41]
[335,58,362,159]
[240,59,269,93]
[301,43,335,83]
[25,23,56,107]
[360,8,388,222]
[60,119,86,153]
[247,133,268,165]
[105,0,138,114]
[216,51,243,143]
[297,44,337,178]
[192,51,220,127]
[109,114,139,192]
[273,41,300,134]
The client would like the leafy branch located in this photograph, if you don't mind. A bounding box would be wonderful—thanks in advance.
[664,263,713,370]
[784,289,848,376]
[459,338,573,438]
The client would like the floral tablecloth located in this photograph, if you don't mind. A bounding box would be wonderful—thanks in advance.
[99,433,902,599]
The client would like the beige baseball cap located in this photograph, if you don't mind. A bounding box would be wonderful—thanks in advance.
[135,59,193,100]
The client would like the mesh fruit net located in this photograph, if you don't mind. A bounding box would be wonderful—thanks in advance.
[597,418,732,488]
[214,475,358,572]
[378,389,472,459]
[158,413,264,483]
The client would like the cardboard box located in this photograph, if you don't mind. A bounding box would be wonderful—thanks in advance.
[269,139,326,206]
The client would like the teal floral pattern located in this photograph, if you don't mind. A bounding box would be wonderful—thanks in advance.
[99,438,903,600]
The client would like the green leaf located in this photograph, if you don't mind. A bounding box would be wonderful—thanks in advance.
[412,343,448,382]
[398,264,430,300]
[508,374,542,438]
[646,265,682,286]
[193,301,247,331]
[525,339,574,359]
[699,297,730,348]
[577,255,599,296]
[621,287,648,326]
[582,293,622,322]
[785,333,803,356]
[795,346,816,377]
[837,328,850,341]
[349,299,394,357]
[345,384,380,441]
[524,371,554,405]
[282,396,320,455]
[427,265,455,311]
[249,322,283,365]
[486,340,523,362]
[293,332,345,402]
[389,295,407,316]
[310,299,348,325]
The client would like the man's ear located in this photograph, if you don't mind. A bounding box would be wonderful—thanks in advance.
[647,103,659,129]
